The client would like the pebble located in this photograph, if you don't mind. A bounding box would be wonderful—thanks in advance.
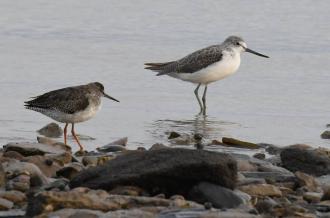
[321,131,330,139]
[0,198,13,210]
[37,122,63,138]
[239,184,282,197]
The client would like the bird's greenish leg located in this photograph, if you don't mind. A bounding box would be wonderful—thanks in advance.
[202,85,208,115]
[194,83,203,113]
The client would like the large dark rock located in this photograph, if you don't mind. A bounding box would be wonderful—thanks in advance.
[188,182,244,209]
[281,146,330,176]
[70,148,237,196]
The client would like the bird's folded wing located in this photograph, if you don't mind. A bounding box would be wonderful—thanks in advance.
[176,45,223,73]
[25,87,89,114]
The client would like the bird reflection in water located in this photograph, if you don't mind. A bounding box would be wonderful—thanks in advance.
[148,115,240,146]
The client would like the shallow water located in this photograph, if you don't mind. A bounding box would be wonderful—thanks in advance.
[0,0,329,151]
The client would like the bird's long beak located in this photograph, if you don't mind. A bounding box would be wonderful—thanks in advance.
[103,92,119,102]
[245,47,269,58]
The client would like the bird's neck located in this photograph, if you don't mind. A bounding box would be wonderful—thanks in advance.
[223,49,240,59]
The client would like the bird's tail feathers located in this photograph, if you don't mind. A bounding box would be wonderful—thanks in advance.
[144,61,175,75]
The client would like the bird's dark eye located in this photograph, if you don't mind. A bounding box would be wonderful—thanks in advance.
[236,42,240,46]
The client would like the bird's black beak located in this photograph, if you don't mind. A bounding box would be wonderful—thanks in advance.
[245,47,269,58]
[103,92,119,102]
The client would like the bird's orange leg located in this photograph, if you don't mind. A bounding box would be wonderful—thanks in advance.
[71,123,84,151]
[63,123,68,145]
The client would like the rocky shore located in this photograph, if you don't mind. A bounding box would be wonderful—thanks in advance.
[0,125,329,217]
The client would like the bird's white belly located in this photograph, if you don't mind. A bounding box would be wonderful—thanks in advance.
[174,55,241,84]
[42,103,101,123]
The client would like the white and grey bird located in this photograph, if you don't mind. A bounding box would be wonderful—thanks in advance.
[145,36,269,115]
[24,82,119,151]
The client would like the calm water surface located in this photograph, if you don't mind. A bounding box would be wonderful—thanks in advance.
[0,1,329,151]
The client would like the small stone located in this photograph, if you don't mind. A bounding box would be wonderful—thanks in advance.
[46,152,72,165]
[82,155,115,166]
[204,202,212,209]
[295,171,319,192]
[210,139,226,146]
[237,159,258,172]
[241,172,295,183]
[37,136,57,145]
[170,195,185,201]
[222,137,260,149]
[0,198,13,210]
[2,151,24,160]
[253,153,265,160]
[168,131,181,139]
[279,186,294,196]
[56,162,85,180]
[37,122,63,138]
[45,159,53,166]
[109,137,128,146]
[0,191,26,204]
[322,187,330,201]
[303,192,322,203]
[154,193,165,198]
[149,143,168,151]
[74,150,88,156]
[258,143,283,155]
[171,197,188,208]
[97,145,126,153]
[239,184,282,197]
[237,177,266,186]
[189,182,244,209]
[2,160,48,186]
[193,134,203,141]
[6,176,30,192]
[22,155,61,177]
[255,197,277,214]
[0,210,25,217]
[43,178,69,191]
[321,131,330,139]
[96,137,128,153]
[169,133,194,145]
[137,147,146,151]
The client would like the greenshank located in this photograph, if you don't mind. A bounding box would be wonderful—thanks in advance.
[145,36,269,115]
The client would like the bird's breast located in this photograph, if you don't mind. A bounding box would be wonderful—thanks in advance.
[70,101,101,123]
[203,53,241,83]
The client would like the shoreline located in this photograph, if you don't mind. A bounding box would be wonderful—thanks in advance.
[0,124,329,217]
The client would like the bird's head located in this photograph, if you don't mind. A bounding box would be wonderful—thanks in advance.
[224,36,269,58]
[91,82,119,102]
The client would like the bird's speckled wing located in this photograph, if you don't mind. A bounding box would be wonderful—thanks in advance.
[145,45,223,75]
[24,86,89,114]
